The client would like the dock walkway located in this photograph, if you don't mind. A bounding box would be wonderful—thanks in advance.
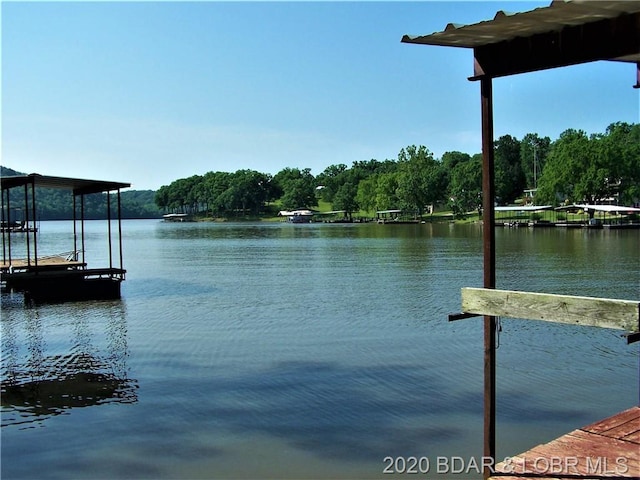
[491,406,640,479]
[1,254,86,272]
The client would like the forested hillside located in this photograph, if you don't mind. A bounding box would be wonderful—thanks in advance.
[0,167,162,220]
[155,123,640,219]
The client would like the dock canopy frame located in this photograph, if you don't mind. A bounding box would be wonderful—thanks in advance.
[402,0,640,85]
[402,1,640,478]
[0,173,130,196]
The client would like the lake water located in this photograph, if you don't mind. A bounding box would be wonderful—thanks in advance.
[1,220,638,479]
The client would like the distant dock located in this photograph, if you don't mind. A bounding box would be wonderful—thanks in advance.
[495,204,640,229]
[1,221,37,233]
[162,213,193,222]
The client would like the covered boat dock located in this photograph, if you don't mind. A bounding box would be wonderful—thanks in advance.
[1,173,130,302]
[556,203,640,228]
[495,204,640,228]
[403,1,640,478]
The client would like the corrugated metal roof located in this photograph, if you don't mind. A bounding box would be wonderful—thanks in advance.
[402,0,640,63]
[1,173,131,195]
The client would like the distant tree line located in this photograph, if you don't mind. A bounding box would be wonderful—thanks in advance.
[0,166,162,220]
[155,123,638,219]
[3,122,637,221]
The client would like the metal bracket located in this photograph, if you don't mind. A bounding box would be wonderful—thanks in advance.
[448,312,482,322]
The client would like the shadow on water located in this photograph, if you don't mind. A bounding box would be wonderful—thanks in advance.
[161,360,591,464]
[1,299,138,428]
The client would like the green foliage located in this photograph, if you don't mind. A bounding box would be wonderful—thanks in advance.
[6,121,637,222]
[273,168,317,210]
[374,172,401,211]
[355,175,379,213]
[520,133,551,189]
[494,135,526,205]
[536,123,639,206]
[601,122,640,205]
[332,183,358,219]
[316,164,348,203]
[447,153,482,217]
[396,145,446,216]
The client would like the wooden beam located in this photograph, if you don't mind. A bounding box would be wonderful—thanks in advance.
[461,288,640,332]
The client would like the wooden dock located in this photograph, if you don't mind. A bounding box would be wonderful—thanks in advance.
[491,406,640,479]
[1,254,86,272]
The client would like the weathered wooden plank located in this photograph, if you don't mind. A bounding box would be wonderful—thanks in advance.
[492,409,640,479]
[497,430,639,477]
[622,430,640,444]
[582,406,640,438]
[461,288,640,332]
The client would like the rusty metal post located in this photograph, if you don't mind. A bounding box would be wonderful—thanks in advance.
[31,178,38,268]
[107,190,113,270]
[1,185,6,266]
[117,189,123,272]
[81,194,86,265]
[6,187,11,263]
[73,194,77,258]
[24,182,31,266]
[481,75,497,480]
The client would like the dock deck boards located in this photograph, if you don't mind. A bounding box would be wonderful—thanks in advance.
[1,256,86,272]
[491,406,640,479]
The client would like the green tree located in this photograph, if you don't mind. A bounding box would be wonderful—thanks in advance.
[494,135,525,204]
[441,151,471,175]
[448,154,483,217]
[520,133,551,190]
[316,164,348,203]
[274,168,317,210]
[536,128,609,207]
[355,175,378,213]
[600,122,640,205]
[155,185,170,212]
[351,159,398,177]
[225,170,272,215]
[203,171,232,216]
[374,172,401,211]
[396,145,446,216]
[332,183,359,220]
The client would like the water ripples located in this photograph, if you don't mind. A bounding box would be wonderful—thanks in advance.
[2,221,638,479]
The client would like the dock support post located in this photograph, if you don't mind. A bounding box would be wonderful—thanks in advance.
[1,185,6,266]
[480,75,496,480]
[81,194,86,265]
[6,187,11,263]
[118,189,123,272]
[73,194,77,259]
[31,178,38,268]
[24,183,31,266]
[107,190,113,270]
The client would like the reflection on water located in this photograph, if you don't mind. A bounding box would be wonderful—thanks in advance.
[1,300,138,428]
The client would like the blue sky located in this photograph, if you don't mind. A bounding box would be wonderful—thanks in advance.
[2,1,639,191]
